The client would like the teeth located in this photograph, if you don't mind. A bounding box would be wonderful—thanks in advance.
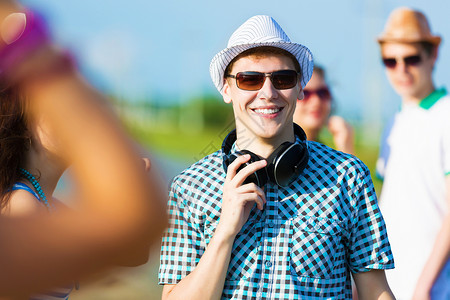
[253,108,281,114]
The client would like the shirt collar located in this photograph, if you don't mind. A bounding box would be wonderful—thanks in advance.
[419,87,447,110]
[230,140,240,154]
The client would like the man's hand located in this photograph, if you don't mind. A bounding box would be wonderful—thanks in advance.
[216,154,266,240]
[411,281,431,300]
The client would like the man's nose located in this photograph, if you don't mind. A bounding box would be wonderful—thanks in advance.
[258,76,278,100]
[395,60,409,73]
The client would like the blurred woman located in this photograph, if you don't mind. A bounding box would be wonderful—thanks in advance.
[293,65,354,154]
[0,4,167,298]
[0,85,76,298]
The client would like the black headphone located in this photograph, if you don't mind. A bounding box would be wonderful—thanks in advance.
[222,124,309,187]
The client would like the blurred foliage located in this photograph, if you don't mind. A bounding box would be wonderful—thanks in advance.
[191,94,234,129]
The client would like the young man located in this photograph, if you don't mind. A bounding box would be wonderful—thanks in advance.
[159,15,395,299]
[376,7,450,300]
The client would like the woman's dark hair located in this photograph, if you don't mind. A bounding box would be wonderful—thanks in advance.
[312,64,336,113]
[313,65,325,79]
[0,86,30,211]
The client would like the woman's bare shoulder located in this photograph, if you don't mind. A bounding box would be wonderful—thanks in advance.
[3,189,46,216]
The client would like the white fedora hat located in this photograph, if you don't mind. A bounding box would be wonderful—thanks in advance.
[210,15,314,94]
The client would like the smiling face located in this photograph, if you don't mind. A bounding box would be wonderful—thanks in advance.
[381,42,436,102]
[222,53,303,151]
[293,69,331,137]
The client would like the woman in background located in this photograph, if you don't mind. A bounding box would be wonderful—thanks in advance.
[293,65,354,154]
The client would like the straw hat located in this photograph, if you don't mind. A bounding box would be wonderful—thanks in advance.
[377,7,441,46]
[210,15,314,94]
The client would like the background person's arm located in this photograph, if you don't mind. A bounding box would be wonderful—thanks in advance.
[0,60,168,297]
[412,175,450,300]
[0,4,167,297]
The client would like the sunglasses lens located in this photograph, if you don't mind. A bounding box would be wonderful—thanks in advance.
[271,70,298,89]
[303,90,312,99]
[404,55,422,66]
[382,58,397,68]
[235,72,265,90]
[302,88,331,101]
[234,70,298,91]
[317,88,331,100]
[382,55,422,69]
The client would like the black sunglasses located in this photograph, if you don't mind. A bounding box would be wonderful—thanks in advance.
[382,55,422,69]
[302,87,331,101]
[225,70,300,91]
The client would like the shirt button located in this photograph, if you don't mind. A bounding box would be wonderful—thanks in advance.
[268,221,274,228]
[265,260,272,268]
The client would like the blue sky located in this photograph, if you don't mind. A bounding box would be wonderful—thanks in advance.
[21,0,450,130]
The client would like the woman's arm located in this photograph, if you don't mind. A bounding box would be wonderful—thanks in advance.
[0,4,167,297]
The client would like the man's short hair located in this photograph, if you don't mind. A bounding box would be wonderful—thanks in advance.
[380,40,436,57]
[419,41,436,56]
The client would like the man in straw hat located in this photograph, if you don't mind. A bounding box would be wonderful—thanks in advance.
[376,7,450,300]
[159,15,395,299]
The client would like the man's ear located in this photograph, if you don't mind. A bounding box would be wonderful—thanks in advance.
[297,87,304,101]
[431,45,439,66]
[222,80,233,104]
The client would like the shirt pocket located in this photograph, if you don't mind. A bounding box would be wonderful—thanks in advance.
[289,216,342,279]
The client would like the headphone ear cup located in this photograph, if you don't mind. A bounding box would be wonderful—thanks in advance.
[294,142,309,175]
[226,150,268,188]
[221,129,237,173]
[267,142,309,186]
[266,142,291,185]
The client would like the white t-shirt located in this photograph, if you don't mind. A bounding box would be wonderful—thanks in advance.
[377,88,450,299]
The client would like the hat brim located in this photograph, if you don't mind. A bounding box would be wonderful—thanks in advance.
[210,42,314,94]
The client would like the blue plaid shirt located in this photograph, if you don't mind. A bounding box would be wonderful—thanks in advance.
[159,140,394,299]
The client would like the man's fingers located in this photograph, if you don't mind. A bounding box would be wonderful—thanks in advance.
[225,154,251,181]
[238,183,266,207]
[232,159,267,187]
[237,192,265,211]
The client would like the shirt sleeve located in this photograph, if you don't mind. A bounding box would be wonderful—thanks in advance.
[158,180,205,284]
[348,164,395,273]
